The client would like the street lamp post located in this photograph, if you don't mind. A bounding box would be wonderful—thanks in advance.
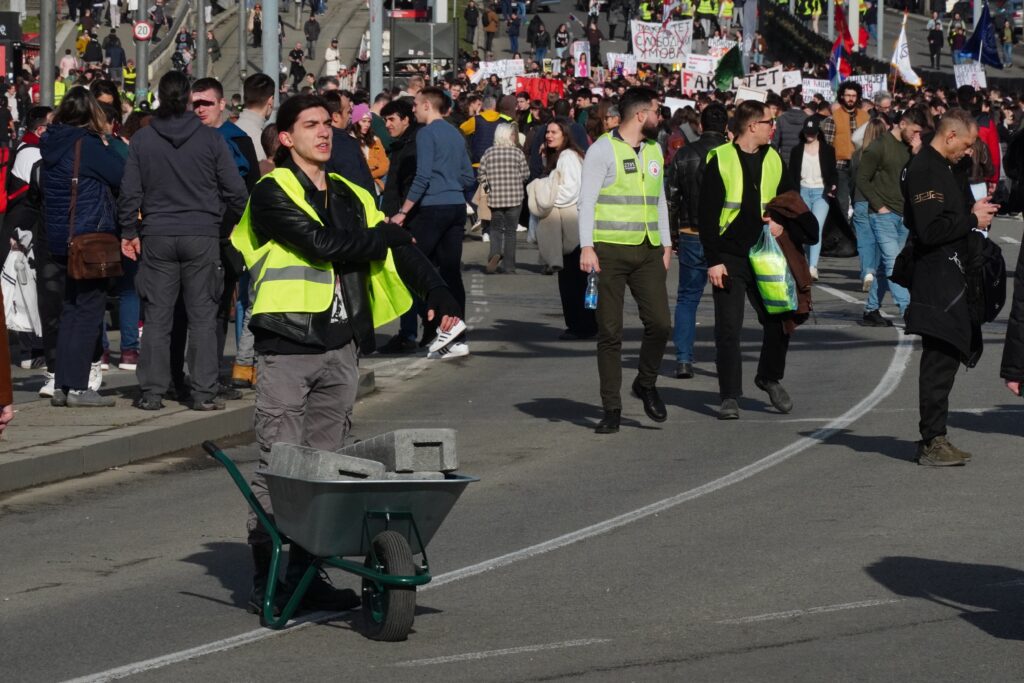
[137,0,151,103]
[40,0,55,106]
[239,0,248,81]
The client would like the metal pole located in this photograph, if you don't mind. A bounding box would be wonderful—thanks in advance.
[789,0,795,18]
[137,0,150,103]
[389,0,396,91]
[40,0,55,106]
[239,0,248,81]
[827,0,835,41]
[850,0,860,52]
[429,23,434,84]
[370,0,383,96]
[263,0,280,105]
[974,0,981,36]
[197,0,208,78]
[876,1,883,61]
[436,0,448,23]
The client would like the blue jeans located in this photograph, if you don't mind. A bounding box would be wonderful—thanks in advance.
[535,47,547,62]
[800,186,830,268]
[119,256,140,351]
[673,234,708,363]
[865,211,910,314]
[852,200,880,281]
[509,34,519,53]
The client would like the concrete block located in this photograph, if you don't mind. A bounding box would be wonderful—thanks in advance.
[268,442,386,480]
[340,429,457,472]
[382,471,446,480]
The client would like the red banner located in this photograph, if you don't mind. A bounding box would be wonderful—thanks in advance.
[514,77,565,103]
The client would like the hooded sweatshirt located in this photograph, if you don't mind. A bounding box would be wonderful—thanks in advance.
[118,112,249,239]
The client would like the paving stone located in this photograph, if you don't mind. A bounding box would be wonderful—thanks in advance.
[340,429,457,472]
[268,442,386,480]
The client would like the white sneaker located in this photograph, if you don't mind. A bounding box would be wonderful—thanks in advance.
[516,224,527,232]
[862,272,874,292]
[482,233,490,242]
[428,319,468,353]
[809,266,819,281]
[88,362,103,392]
[20,357,46,370]
[39,372,55,398]
[427,342,470,360]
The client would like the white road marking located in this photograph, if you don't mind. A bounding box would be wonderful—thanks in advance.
[390,638,612,667]
[999,235,1021,245]
[815,284,863,305]
[63,309,915,682]
[717,599,904,625]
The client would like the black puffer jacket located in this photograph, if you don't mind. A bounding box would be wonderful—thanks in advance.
[246,160,447,354]
[665,130,727,233]
[1001,236,1024,383]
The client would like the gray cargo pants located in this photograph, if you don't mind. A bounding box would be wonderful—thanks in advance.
[247,342,360,545]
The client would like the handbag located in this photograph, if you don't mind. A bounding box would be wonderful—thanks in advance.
[527,168,560,219]
[748,225,797,315]
[67,138,123,280]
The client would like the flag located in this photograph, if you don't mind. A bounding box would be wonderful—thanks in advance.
[962,4,1004,69]
[827,38,852,88]
[715,46,745,91]
[890,16,922,87]
[833,4,869,53]
[662,0,680,27]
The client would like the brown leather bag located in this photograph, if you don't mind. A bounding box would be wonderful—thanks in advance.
[67,138,123,280]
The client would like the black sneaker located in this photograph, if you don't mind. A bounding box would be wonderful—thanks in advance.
[594,409,621,434]
[718,398,740,420]
[133,394,165,411]
[860,310,894,327]
[190,396,226,411]
[754,375,793,414]
[378,334,417,354]
[675,362,694,379]
[218,383,243,400]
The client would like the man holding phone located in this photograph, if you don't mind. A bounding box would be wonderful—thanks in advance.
[902,108,1000,466]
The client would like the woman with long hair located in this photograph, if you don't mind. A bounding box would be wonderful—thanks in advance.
[788,117,837,281]
[39,86,125,406]
[851,116,889,291]
[539,118,595,339]
[478,123,529,273]
[349,103,389,192]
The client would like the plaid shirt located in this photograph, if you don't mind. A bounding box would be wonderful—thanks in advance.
[819,115,836,147]
[478,145,529,209]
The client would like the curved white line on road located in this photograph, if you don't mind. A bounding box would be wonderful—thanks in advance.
[63,335,914,682]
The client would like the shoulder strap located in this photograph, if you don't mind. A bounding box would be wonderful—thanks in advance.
[67,137,83,245]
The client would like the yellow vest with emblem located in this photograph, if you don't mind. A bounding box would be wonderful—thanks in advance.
[593,133,663,246]
[230,168,413,327]
[706,142,782,235]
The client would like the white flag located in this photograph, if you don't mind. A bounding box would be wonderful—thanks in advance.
[890,19,922,87]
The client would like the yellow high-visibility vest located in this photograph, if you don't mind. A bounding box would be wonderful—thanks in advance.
[706,142,782,235]
[231,167,412,327]
[593,133,663,246]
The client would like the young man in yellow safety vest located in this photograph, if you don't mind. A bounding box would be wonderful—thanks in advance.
[578,86,673,434]
[698,100,815,420]
[231,93,461,616]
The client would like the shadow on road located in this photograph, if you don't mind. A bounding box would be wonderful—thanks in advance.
[865,556,1024,641]
[947,405,1024,438]
[808,428,915,463]
[181,541,252,610]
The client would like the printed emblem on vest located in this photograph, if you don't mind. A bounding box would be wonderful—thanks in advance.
[647,160,661,177]
[623,159,638,173]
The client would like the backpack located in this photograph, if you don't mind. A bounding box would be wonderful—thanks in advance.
[966,231,1007,325]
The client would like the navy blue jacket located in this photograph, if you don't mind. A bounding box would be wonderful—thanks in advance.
[41,124,125,256]
[326,129,376,196]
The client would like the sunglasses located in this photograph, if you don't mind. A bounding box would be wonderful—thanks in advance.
[192,99,217,109]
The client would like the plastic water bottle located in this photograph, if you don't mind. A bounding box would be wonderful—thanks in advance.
[584,271,599,310]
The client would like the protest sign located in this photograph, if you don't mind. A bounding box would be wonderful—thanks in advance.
[680,68,717,94]
[734,85,768,103]
[783,70,803,88]
[515,76,566,102]
[850,74,887,100]
[733,65,784,91]
[664,96,697,113]
[954,62,987,90]
[572,41,590,78]
[605,52,638,76]
[801,78,835,102]
[708,38,737,58]
[471,59,526,83]
[685,52,717,74]
[631,19,693,64]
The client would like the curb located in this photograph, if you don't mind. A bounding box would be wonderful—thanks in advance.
[0,368,375,495]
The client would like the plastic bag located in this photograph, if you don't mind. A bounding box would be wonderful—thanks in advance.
[748,225,797,315]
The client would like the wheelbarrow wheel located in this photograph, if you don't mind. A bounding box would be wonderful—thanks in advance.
[362,530,416,641]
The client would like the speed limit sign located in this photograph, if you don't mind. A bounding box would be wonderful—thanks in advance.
[133,21,154,42]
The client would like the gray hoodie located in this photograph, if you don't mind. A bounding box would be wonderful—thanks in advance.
[118,112,249,239]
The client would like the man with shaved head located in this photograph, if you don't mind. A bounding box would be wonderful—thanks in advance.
[902,108,1000,467]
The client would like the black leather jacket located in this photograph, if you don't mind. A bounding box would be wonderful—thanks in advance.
[247,160,446,354]
[665,130,727,233]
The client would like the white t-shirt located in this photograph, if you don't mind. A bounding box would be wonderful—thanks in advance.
[11,144,41,185]
[801,148,824,189]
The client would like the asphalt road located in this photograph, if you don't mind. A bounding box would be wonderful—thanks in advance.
[2,220,1023,681]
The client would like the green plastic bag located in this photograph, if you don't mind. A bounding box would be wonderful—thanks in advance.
[748,225,797,315]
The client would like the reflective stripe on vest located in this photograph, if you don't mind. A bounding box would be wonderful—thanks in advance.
[593,133,663,246]
[706,143,783,236]
[230,168,413,327]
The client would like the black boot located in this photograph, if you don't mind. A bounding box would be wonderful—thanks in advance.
[248,543,286,616]
[286,546,360,612]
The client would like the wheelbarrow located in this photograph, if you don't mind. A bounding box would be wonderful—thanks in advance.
[203,441,477,641]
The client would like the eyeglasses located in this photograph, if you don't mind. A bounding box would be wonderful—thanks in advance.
[192,99,216,109]
[753,119,774,127]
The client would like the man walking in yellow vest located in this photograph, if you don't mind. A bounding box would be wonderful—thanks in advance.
[698,100,815,420]
[578,87,672,434]
[231,93,461,616]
